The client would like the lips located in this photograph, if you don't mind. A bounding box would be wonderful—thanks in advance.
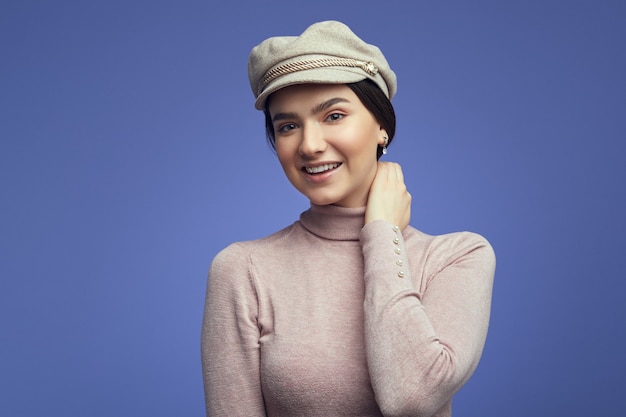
[303,163,342,175]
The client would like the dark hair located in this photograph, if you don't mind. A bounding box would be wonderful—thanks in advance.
[263,78,396,160]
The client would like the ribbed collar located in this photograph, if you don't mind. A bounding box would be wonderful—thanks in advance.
[299,203,366,241]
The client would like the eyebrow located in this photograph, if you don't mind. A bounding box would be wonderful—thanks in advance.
[271,97,350,123]
[311,97,350,116]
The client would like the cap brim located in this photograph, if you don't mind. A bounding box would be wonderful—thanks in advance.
[254,67,369,110]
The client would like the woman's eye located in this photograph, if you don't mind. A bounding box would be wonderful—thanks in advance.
[277,123,297,133]
[326,113,344,122]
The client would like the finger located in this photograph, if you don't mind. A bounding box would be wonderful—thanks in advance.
[394,162,404,183]
[381,162,402,183]
[376,161,392,181]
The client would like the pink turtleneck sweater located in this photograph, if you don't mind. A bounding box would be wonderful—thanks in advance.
[201,204,495,416]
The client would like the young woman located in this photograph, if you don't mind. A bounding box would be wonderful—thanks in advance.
[201,21,495,417]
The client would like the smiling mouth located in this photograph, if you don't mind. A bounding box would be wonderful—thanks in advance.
[304,163,342,175]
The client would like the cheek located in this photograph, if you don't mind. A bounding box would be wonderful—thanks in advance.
[343,131,380,160]
[334,123,376,148]
[275,144,289,161]
[275,144,298,173]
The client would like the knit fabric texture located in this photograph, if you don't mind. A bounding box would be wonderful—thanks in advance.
[201,204,495,416]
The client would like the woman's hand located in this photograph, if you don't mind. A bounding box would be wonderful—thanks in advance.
[365,162,412,230]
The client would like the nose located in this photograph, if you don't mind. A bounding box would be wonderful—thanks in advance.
[298,122,327,157]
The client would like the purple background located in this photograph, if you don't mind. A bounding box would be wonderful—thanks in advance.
[1,1,625,415]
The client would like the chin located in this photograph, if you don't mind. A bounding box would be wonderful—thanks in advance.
[307,197,337,206]
[304,192,341,206]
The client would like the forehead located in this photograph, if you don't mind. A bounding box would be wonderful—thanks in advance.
[268,83,358,113]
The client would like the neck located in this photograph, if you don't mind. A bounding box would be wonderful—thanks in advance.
[298,203,365,241]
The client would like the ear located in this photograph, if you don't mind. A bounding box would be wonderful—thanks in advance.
[378,127,389,146]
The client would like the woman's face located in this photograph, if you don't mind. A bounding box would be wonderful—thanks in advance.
[268,83,386,207]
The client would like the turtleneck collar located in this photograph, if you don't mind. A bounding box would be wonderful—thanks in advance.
[299,203,366,241]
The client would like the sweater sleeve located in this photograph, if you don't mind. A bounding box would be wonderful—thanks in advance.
[201,243,267,416]
[360,221,496,417]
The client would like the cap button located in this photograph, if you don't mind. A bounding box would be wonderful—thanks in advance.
[365,62,378,75]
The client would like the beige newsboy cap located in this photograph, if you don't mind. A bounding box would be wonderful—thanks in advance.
[248,20,397,110]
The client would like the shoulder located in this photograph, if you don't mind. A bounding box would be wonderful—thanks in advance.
[206,223,298,300]
[405,226,494,254]
[404,226,496,273]
[209,222,299,273]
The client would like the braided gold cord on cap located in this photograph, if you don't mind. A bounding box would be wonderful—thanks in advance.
[259,57,379,93]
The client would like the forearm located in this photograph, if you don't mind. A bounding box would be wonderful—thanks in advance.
[360,221,495,416]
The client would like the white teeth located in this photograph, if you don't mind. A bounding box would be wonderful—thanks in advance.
[305,163,340,174]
